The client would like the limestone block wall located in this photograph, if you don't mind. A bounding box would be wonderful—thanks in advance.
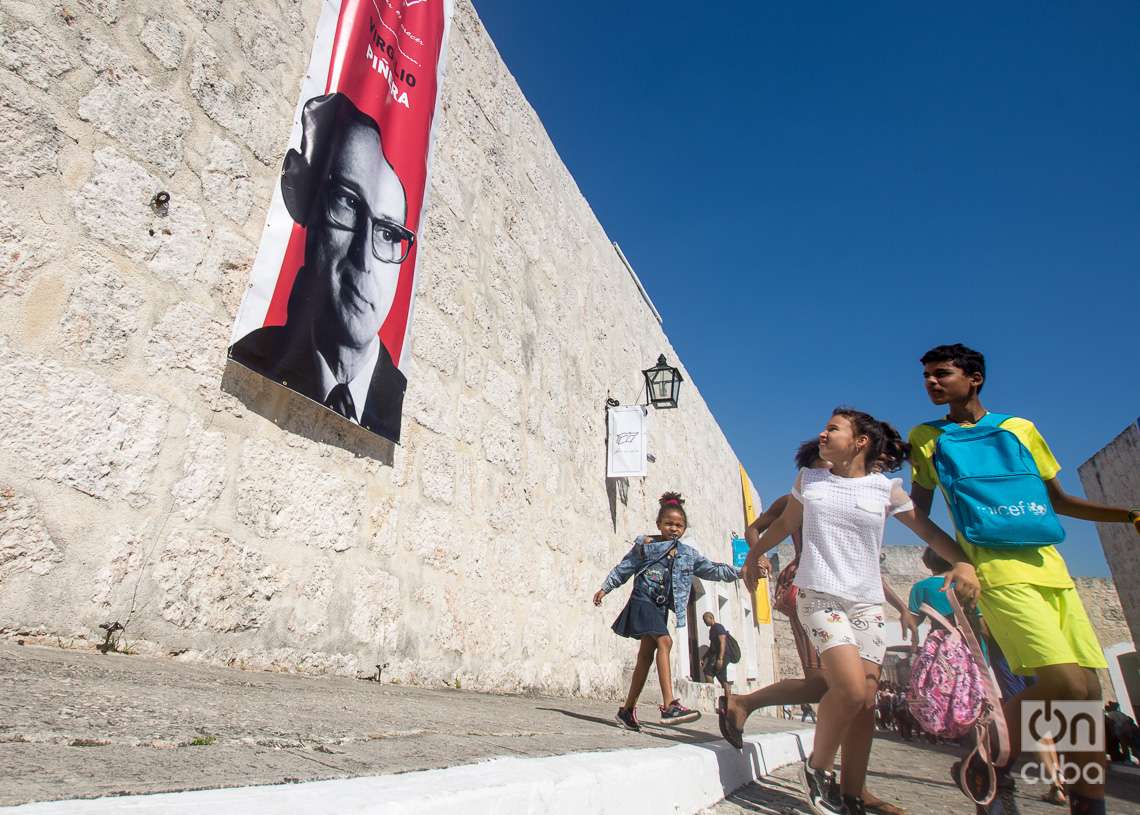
[1079,421,1140,647]
[0,0,775,698]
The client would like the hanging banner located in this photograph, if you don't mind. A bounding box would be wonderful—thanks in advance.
[228,0,454,443]
[739,464,771,624]
[607,406,649,478]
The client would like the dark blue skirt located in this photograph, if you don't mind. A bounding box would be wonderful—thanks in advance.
[612,596,669,639]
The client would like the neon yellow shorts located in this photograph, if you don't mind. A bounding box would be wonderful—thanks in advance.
[979,583,1107,676]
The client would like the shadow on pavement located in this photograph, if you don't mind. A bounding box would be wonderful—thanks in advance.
[723,775,809,813]
[535,707,718,744]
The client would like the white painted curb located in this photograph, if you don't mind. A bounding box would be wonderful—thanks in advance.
[2,728,813,815]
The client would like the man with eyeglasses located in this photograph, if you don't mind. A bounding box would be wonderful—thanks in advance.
[230,93,412,441]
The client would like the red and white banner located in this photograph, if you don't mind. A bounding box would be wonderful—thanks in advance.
[229,0,453,443]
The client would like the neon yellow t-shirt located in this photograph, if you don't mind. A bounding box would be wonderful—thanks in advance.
[908,415,1073,591]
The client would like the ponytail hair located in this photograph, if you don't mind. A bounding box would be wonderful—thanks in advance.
[656,491,688,524]
[831,407,910,473]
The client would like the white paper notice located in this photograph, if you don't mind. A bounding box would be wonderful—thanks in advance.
[607,405,649,478]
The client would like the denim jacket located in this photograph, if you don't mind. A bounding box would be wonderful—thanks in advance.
[601,535,740,628]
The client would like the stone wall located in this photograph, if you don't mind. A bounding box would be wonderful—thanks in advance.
[1079,421,1140,647]
[0,0,775,698]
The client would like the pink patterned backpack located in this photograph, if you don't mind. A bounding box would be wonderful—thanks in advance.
[906,606,983,737]
[905,591,1009,806]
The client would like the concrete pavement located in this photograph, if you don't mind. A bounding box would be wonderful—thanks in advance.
[709,735,1140,815]
[0,643,809,809]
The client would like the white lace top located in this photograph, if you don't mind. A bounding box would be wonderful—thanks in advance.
[791,467,914,603]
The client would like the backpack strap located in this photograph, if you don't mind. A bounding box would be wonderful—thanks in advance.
[975,412,1012,428]
[949,591,1011,769]
[918,602,957,634]
[925,412,1013,433]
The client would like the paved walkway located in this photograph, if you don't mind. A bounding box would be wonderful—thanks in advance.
[710,735,1140,815]
[0,643,807,807]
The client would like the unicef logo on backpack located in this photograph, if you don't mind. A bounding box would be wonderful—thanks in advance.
[974,500,1050,518]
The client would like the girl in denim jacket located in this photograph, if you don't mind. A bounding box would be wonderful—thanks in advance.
[593,492,740,730]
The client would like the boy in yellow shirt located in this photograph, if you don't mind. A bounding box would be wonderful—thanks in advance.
[909,343,1139,815]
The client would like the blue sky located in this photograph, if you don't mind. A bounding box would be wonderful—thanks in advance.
[470,2,1139,577]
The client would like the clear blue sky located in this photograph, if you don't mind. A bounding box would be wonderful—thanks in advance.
[471,2,1139,577]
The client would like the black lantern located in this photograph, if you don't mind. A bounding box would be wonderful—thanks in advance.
[642,354,683,409]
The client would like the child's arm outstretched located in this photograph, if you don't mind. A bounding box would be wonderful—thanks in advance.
[1043,478,1138,533]
[891,482,980,603]
[592,539,644,606]
[742,494,790,576]
[691,551,741,583]
[742,496,803,591]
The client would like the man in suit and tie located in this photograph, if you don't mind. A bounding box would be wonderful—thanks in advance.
[229,92,413,442]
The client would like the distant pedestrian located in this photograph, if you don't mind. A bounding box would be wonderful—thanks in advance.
[801,703,817,723]
[594,492,740,731]
[701,612,737,698]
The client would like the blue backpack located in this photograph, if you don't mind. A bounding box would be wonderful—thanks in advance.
[925,413,1065,549]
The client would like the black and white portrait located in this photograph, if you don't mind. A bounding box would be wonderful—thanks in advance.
[229,92,414,441]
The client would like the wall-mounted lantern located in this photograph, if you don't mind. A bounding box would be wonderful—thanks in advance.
[642,354,683,409]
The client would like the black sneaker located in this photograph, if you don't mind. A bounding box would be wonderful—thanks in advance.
[615,707,640,732]
[659,700,701,725]
[842,795,866,815]
[801,756,847,815]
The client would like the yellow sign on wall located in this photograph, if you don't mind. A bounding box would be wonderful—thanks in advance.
[739,464,771,625]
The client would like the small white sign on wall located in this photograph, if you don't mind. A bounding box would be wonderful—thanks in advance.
[607,405,649,478]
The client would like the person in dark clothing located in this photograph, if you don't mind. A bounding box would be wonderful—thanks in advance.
[702,612,734,697]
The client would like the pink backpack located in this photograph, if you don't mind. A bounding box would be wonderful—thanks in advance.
[905,591,1009,806]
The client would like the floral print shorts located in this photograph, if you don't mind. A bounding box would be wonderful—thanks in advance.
[795,588,887,665]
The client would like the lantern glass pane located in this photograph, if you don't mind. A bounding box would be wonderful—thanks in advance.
[653,378,671,400]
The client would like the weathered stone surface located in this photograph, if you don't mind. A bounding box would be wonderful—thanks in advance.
[72,148,210,282]
[186,0,223,22]
[410,304,463,376]
[56,250,139,364]
[78,0,120,24]
[402,365,457,437]
[0,338,168,507]
[146,301,229,405]
[0,197,59,296]
[1080,422,1140,648]
[287,558,332,637]
[0,90,61,183]
[139,18,184,69]
[77,29,128,73]
[235,439,364,552]
[0,23,76,91]
[348,568,400,648]
[418,437,456,504]
[78,71,192,175]
[202,137,254,223]
[0,486,62,581]
[482,413,520,474]
[188,36,284,165]
[196,227,255,317]
[234,5,286,71]
[171,418,227,520]
[367,495,398,557]
[154,528,286,632]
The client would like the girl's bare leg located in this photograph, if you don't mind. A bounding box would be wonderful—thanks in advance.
[836,660,881,797]
[809,644,867,770]
[623,636,658,709]
[654,633,674,706]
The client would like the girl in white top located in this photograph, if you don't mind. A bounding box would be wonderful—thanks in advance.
[743,408,979,815]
